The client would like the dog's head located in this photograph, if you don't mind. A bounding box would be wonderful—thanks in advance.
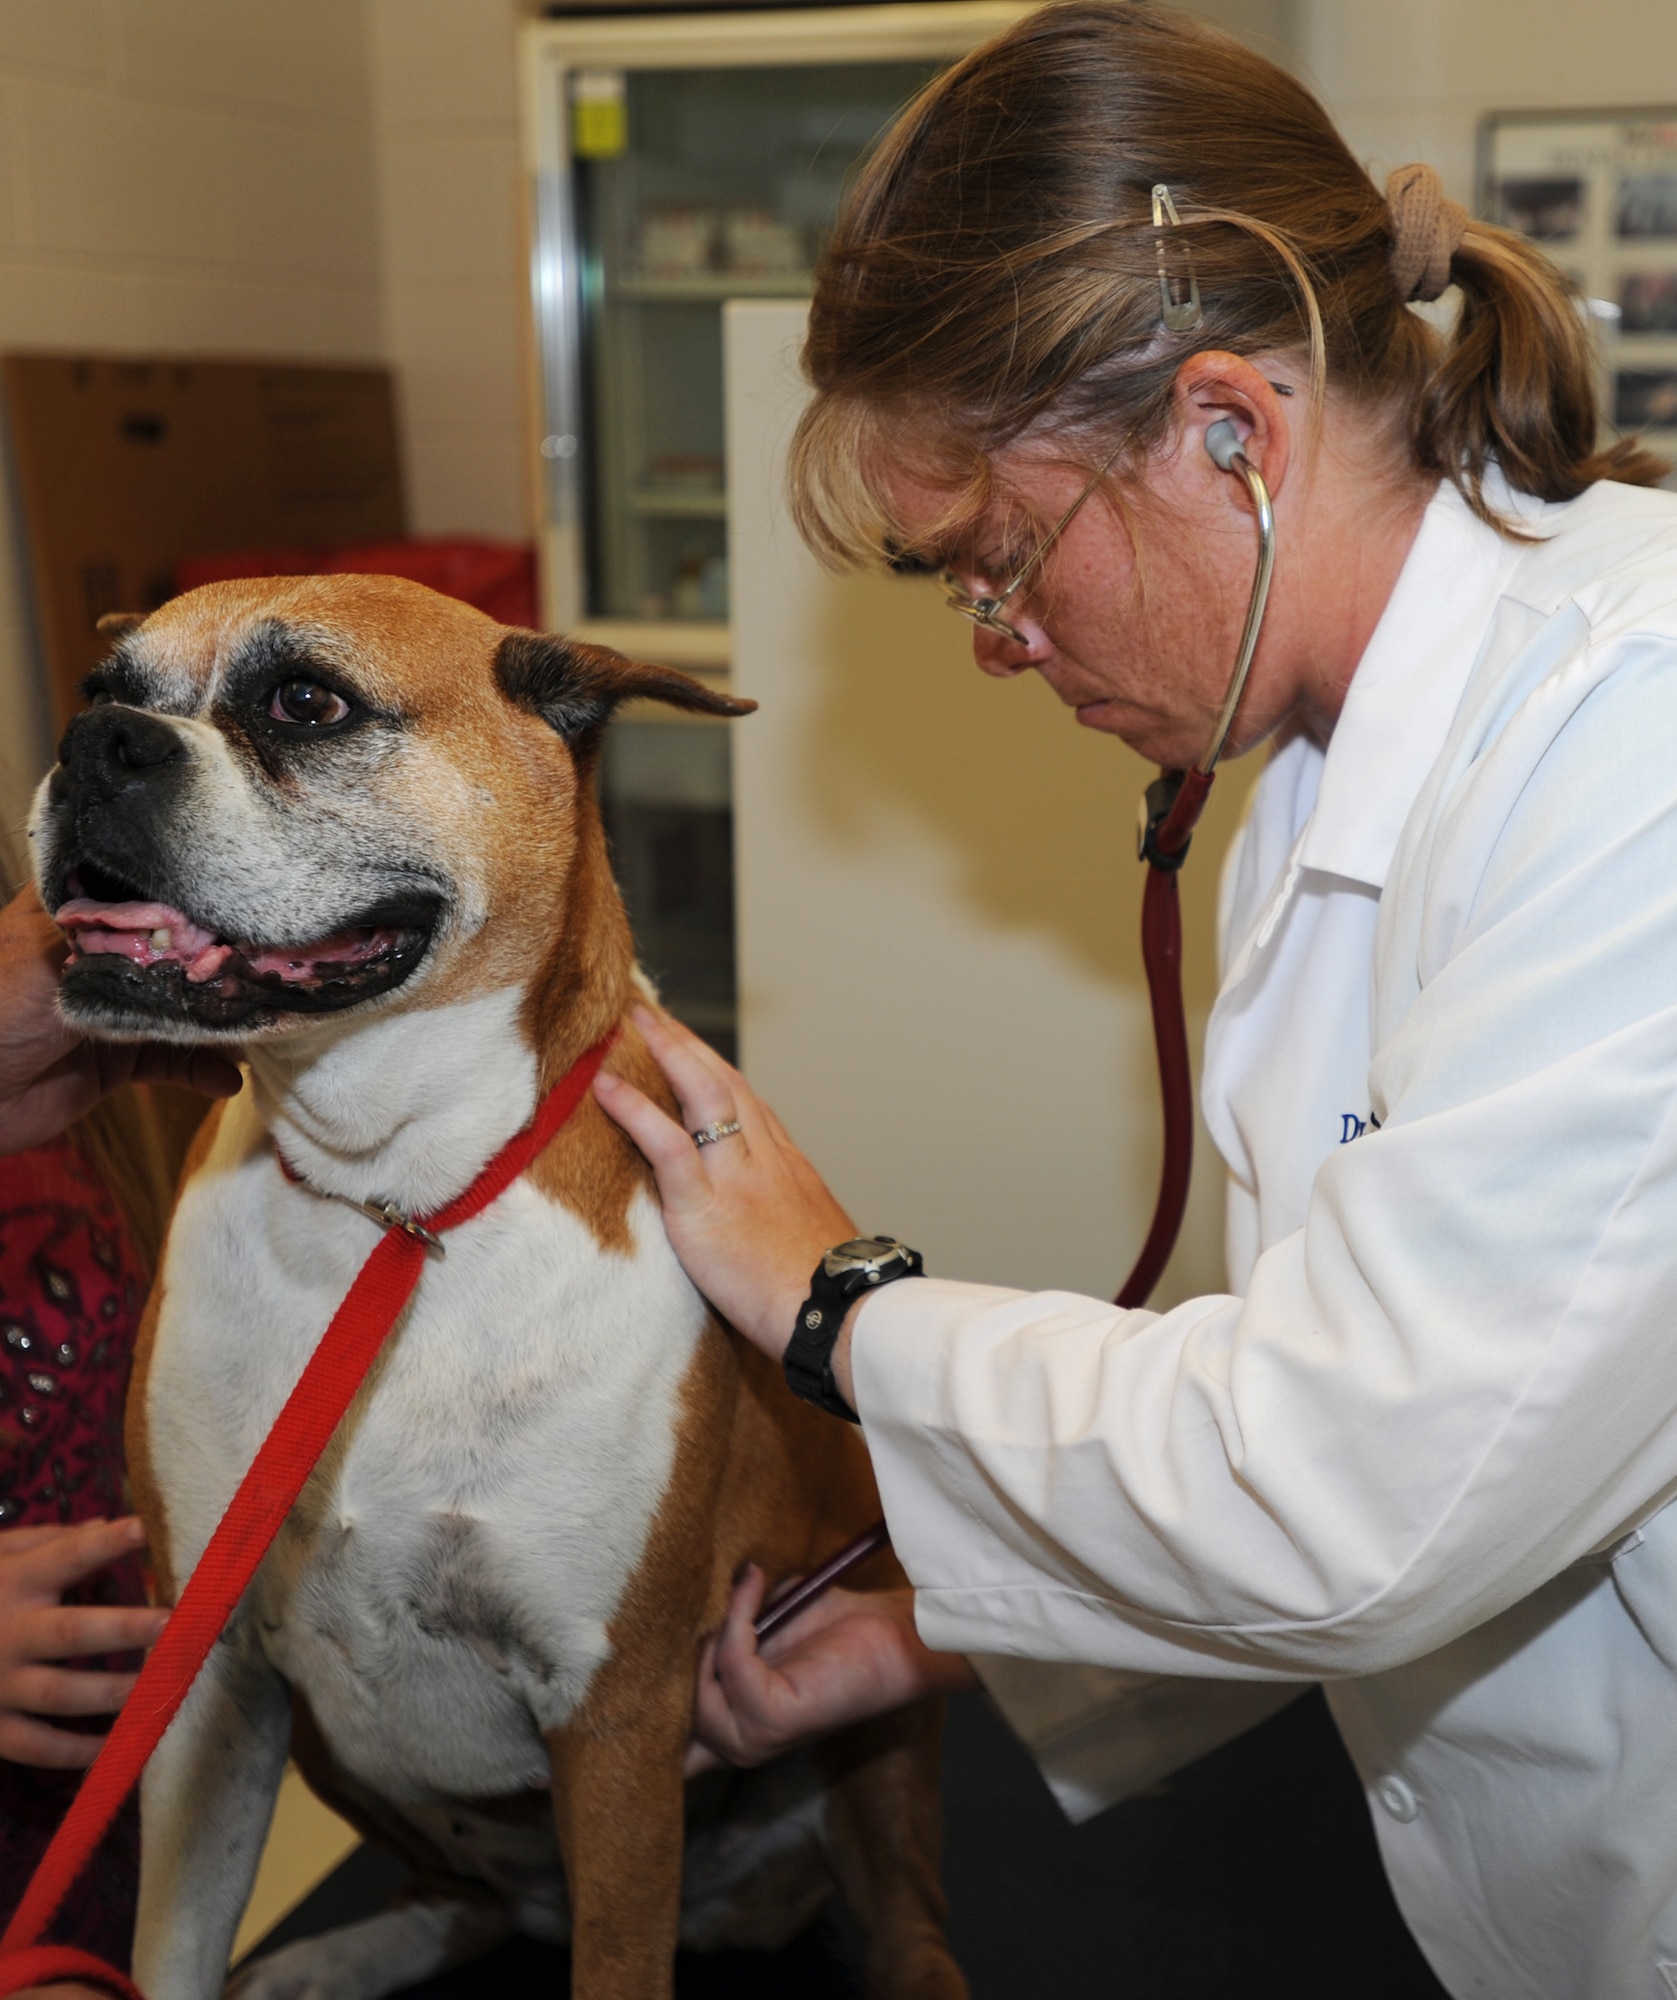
[29,574,752,1044]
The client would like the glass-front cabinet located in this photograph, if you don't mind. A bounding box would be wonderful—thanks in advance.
[520,6,1026,1050]
[578,60,948,629]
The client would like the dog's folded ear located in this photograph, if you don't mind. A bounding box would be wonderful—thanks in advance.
[95,611,146,641]
[496,632,757,741]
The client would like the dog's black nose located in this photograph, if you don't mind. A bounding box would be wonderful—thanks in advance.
[58,706,186,796]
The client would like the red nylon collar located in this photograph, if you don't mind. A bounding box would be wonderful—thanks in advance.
[0,1029,618,1992]
[274,1034,617,1249]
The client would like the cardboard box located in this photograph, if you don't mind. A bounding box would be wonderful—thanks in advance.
[2,354,405,729]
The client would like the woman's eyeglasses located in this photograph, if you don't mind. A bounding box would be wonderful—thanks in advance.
[940,441,1126,645]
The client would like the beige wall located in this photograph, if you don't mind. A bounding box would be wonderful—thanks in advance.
[1293,0,1677,202]
[8,0,1674,853]
[363,0,530,541]
[727,301,1258,1310]
[0,0,384,864]
[0,0,538,866]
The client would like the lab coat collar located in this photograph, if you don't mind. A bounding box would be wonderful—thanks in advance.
[1296,477,1528,892]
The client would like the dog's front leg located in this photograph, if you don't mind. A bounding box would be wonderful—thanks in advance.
[546,1681,689,2000]
[132,1626,292,2000]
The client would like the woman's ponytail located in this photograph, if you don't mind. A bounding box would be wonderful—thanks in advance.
[1417,210,1668,520]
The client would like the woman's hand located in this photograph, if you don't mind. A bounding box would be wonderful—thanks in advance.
[687,1573,977,1776]
[595,1006,856,1364]
[0,1518,170,1768]
[0,887,242,1157]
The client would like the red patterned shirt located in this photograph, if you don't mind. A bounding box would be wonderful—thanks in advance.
[0,1133,148,1962]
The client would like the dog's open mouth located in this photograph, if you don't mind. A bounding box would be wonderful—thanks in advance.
[53,859,438,1030]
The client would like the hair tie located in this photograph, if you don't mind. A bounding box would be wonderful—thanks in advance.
[1386,163,1467,303]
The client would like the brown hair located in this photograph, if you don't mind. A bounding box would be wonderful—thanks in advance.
[792,1,1665,563]
[72,1085,207,1277]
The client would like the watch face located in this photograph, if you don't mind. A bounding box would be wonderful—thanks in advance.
[824,1236,903,1279]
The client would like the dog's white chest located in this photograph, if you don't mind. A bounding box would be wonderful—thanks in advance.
[147,1096,708,1801]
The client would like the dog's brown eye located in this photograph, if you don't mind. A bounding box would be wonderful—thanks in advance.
[269,680,350,727]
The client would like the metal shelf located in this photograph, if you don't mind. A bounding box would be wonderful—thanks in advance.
[571,616,731,673]
[612,272,814,303]
[625,486,727,517]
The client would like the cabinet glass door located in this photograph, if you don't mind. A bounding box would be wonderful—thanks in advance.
[572,61,937,624]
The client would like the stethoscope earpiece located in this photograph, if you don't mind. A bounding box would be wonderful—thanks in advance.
[1204,418,1246,472]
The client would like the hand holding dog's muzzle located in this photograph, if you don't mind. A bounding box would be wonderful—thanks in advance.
[0,889,242,1157]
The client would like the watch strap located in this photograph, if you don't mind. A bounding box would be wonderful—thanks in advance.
[784,1241,923,1422]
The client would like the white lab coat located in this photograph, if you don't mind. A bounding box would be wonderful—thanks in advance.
[852,471,1677,1999]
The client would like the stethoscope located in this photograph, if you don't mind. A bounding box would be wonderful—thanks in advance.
[1117,417,1276,1307]
[754,422,1278,1641]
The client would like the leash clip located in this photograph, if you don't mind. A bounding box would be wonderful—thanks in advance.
[358,1198,446,1257]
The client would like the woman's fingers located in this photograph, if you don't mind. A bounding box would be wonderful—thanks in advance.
[594,1071,710,1197]
[600,1006,854,1356]
[715,1564,773,1680]
[13,1601,169,1666]
[0,1707,108,1770]
[691,1566,781,1770]
[16,1516,147,1597]
[630,1005,741,1126]
[0,1524,73,1556]
[4,1660,142,1718]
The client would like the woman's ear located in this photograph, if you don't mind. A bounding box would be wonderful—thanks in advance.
[1168,351,1295,500]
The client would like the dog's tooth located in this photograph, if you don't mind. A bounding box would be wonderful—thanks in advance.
[150,927,172,950]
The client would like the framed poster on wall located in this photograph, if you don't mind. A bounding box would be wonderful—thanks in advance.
[1480,110,1677,466]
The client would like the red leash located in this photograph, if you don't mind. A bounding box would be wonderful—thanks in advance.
[5,768,1220,1987]
[0,1033,616,1999]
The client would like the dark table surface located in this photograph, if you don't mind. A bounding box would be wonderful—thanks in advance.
[251,1686,1452,2000]
[253,1688,1456,2000]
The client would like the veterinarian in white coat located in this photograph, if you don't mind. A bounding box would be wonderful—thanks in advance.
[597,7,1677,1995]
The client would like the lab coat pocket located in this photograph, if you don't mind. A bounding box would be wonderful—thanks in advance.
[1608,1508,1677,1676]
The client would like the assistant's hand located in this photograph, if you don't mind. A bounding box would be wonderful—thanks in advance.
[0,886,242,1156]
[595,1006,856,1365]
[0,1518,170,1768]
[687,1572,977,1776]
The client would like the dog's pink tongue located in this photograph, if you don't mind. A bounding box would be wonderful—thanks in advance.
[243,926,398,980]
[55,899,401,990]
[54,897,230,981]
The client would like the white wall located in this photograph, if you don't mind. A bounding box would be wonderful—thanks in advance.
[1292,0,1677,202]
[0,0,539,866]
[0,0,383,865]
[4,0,1673,859]
[728,301,1257,1308]
[363,0,531,541]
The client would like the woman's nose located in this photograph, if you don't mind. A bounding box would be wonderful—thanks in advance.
[972,616,1051,679]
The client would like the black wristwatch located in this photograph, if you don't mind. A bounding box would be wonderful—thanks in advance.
[784,1236,924,1423]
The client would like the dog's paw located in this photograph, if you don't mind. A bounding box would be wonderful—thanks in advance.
[223,1944,354,2000]
[224,1901,510,2000]
[225,1937,362,2000]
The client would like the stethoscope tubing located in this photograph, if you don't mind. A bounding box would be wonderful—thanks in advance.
[1198,450,1276,778]
[1116,440,1275,1305]
[753,440,1279,1640]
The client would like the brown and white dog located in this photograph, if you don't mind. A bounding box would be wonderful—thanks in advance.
[29,576,964,2000]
